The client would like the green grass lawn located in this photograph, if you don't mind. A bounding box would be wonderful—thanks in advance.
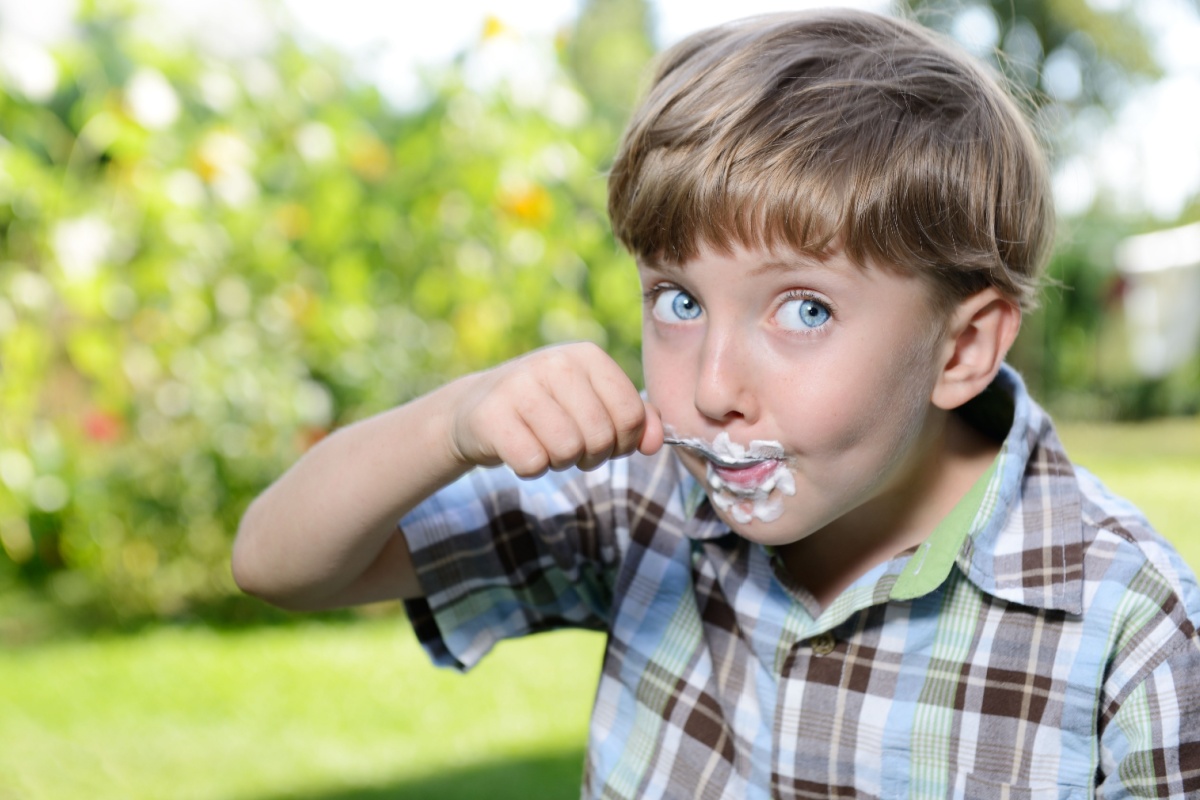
[0,619,605,800]
[1057,417,1200,569]
[2,417,1197,800]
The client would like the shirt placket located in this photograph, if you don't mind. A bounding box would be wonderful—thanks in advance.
[767,550,899,799]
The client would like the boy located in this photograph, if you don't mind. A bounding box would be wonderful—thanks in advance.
[233,9,1200,798]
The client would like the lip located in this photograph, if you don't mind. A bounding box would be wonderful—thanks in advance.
[710,459,783,490]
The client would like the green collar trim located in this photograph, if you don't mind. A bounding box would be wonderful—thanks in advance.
[889,459,998,601]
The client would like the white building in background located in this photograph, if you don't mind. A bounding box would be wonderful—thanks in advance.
[1114,222,1200,378]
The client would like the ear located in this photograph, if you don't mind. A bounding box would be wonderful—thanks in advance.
[931,288,1021,411]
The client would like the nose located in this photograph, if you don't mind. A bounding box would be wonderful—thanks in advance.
[693,327,758,424]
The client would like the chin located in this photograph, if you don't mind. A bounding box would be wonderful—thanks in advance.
[712,503,810,547]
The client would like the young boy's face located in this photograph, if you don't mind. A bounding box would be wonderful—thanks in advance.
[639,242,951,547]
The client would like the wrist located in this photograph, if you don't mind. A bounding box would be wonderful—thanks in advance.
[409,374,480,475]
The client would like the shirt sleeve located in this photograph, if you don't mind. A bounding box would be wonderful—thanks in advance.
[400,462,622,671]
[1097,634,1200,797]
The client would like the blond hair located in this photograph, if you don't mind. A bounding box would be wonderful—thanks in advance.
[607,10,1054,314]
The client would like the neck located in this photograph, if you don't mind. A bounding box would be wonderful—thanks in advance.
[777,410,1000,610]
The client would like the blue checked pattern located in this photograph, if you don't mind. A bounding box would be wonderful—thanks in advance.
[402,366,1200,798]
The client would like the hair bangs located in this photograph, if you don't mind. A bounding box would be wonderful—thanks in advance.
[610,143,852,266]
[607,9,1053,312]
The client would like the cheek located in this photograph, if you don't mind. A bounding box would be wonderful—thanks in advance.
[641,337,688,411]
[787,334,935,456]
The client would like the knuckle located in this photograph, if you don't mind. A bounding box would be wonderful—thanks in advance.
[573,340,604,359]
[612,398,646,437]
[583,429,616,457]
[541,344,578,370]
[505,371,541,403]
[512,393,541,421]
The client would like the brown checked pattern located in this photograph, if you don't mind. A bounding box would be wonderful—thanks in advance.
[403,366,1200,798]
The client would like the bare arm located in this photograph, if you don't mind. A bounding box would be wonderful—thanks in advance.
[232,382,465,609]
[231,342,662,611]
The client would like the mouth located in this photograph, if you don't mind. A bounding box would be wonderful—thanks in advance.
[663,430,785,468]
[709,459,785,492]
[664,429,796,523]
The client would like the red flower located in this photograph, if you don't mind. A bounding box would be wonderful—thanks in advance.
[83,410,123,443]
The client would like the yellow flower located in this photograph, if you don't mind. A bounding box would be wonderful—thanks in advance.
[482,16,509,41]
[501,182,552,225]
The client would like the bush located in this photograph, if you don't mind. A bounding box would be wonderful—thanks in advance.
[0,1,645,627]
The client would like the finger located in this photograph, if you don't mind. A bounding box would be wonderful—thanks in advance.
[514,392,590,472]
[491,413,553,478]
[548,369,623,470]
[584,358,648,458]
[638,400,665,455]
[520,345,621,469]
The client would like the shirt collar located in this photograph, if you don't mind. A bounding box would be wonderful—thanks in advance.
[954,365,1086,614]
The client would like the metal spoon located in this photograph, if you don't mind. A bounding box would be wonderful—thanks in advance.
[662,436,767,469]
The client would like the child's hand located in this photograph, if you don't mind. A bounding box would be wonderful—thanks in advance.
[449,342,664,477]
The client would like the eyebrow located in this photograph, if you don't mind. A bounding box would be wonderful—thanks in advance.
[636,250,844,283]
[636,258,679,275]
[749,257,826,277]
[638,255,827,274]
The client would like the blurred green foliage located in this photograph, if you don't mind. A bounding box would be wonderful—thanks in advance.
[904,0,1165,109]
[626,0,1200,420]
[901,0,1200,415]
[0,0,1196,634]
[0,0,648,629]
[564,0,657,122]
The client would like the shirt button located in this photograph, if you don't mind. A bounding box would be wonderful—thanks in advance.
[810,632,836,656]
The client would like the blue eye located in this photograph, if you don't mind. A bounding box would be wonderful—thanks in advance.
[652,289,702,322]
[778,297,831,330]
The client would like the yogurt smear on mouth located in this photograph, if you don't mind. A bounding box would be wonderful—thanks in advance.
[665,430,796,524]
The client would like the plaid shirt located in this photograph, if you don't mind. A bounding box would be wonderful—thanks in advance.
[402,366,1200,798]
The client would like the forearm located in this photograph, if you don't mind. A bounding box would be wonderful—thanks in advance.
[232,342,660,610]
[231,380,471,609]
